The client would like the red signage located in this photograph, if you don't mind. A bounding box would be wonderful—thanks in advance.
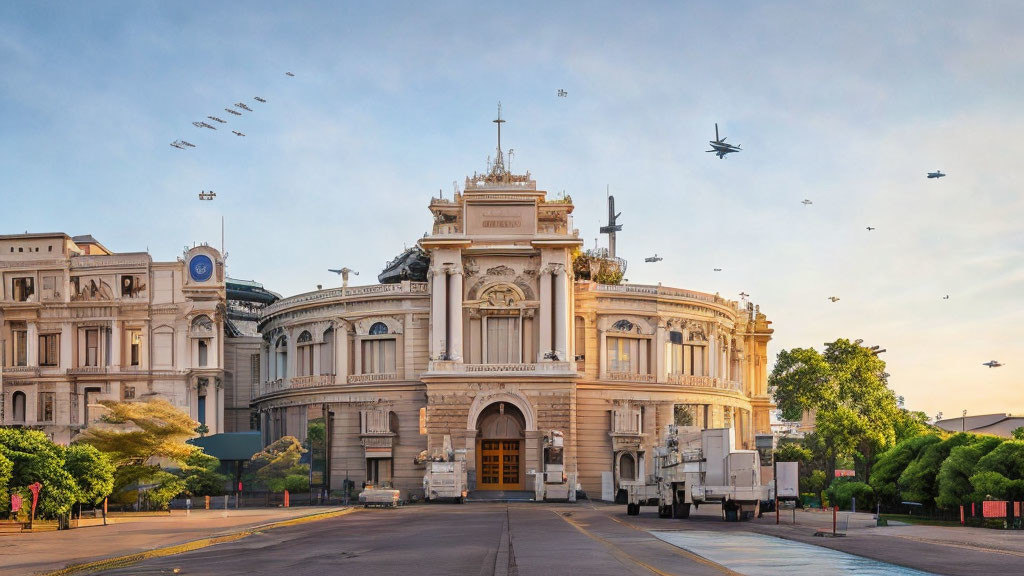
[834,469,855,477]
[982,501,1007,518]
[10,493,22,513]
[28,482,41,518]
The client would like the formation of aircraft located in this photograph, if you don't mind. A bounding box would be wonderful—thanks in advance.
[927,171,946,179]
[172,74,293,149]
[644,254,662,263]
[802,199,813,206]
[983,360,1003,368]
[557,89,567,97]
[706,123,741,159]
[828,296,840,302]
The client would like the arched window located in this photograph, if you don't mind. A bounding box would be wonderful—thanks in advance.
[368,322,389,336]
[297,331,314,376]
[275,335,288,379]
[362,323,396,375]
[619,452,636,482]
[321,328,334,375]
[191,315,213,331]
[12,391,26,422]
[611,319,635,332]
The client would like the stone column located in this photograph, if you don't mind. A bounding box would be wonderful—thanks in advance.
[538,269,552,361]
[286,329,297,380]
[553,267,567,361]
[336,323,349,383]
[431,269,447,359]
[27,322,38,366]
[655,323,667,383]
[448,269,463,362]
[110,321,121,367]
[598,329,608,379]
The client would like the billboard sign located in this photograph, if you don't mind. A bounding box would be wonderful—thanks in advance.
[776,462,799,499]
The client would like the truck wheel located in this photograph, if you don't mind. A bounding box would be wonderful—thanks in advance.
[627,503,639,516]
[673,502,690,519]
[658,505,671,518]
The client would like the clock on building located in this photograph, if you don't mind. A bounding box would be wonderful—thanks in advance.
[189,254,214,282]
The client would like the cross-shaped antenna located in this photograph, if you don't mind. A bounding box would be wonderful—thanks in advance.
[199,191,216,201]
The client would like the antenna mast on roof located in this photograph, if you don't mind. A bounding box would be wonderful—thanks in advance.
[492,102,506,175]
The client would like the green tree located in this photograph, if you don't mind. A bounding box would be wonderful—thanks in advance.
[825,478,875,511]
[0,429,79,519]
[77,399,199,508]
[249,436,309,492]
[969,440,1024,501]
[770,339,903,484]
[0,449,13,515]
[64,443,115,507]
[898,433,973,509]
[1012,427,1024,441]
[179,450,228,497]
[870,434,942,509]
[936,436,1002,509]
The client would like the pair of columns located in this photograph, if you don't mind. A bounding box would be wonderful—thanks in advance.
[431,268,464,361]
[538,266,568,362]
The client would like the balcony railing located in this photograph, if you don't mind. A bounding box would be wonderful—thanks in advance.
[347,373,397,384]
[667,373,743,392]
[605,371,657,383]
[1,366,38,377]
[289,374,336,389]
[426,361,575,375]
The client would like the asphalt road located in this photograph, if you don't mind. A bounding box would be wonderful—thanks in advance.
[98,503,731,576]
[96,502,1021,576]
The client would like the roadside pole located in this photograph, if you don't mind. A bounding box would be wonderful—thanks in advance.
[833,505,838,536]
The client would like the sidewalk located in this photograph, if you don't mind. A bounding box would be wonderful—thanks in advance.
[0,507,350,576]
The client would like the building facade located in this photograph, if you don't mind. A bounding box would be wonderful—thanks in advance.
[0,233,225,443]
[252,158,775,500]
[223,278,279,433]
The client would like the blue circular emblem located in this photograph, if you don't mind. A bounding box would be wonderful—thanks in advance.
[189,254,213,282]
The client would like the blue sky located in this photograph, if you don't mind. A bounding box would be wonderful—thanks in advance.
[2,1,1022,419]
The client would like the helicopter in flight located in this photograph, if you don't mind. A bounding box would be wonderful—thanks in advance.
[557,89,567,97]
[927,171,946,179]
[644,254,663,263]
[706,123,741,159]
[983,360,1003,368]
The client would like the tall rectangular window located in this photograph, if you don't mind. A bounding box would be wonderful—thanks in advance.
[361,339,396,374]
[485,317,520,363]
[129,330,141,366]
[85,328,99,366]
[607,337,648,374]
[12,277,34,302]
[197,395,206,425]
[198,340,209,367]
[38,392,55,422]
[13,329,27,366]
[39,333,59,367]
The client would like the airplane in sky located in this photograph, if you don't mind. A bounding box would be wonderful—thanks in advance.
[254,97,267,103]
[644,254,662,263]
[286,72,295,77]
[235,102,253,112]
[706,123,741,159]
[557,89,567,97]
[983,360,1003,368]
[193,121,216,130]
[828,296,840,302]
[170,140,194,149]
[802,199,813,206]
[232,131,245,137]
[207,116,226,123]
[713,268,722,272]
[943,295,950,300]
[225,108,242,116]
[866,226,876,231]
[927,171,946,179]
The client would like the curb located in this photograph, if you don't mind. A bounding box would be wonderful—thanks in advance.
[38,507,357,576]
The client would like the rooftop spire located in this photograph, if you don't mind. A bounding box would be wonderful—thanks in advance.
[491,102,506,176]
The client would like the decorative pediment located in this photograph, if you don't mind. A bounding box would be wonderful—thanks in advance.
[485,264,515,276]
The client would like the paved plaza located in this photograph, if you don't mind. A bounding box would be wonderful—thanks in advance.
[10,502,1021,576]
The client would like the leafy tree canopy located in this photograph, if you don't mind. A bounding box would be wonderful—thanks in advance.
[76,399,198,466]
[936,436,1003,509]
[64,443,115,506]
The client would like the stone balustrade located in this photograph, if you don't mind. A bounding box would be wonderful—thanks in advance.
[290,374,336,389]
[427,361,575,375]
[667,373,743,392]
[347,373,398,384]
[605,371,657,383]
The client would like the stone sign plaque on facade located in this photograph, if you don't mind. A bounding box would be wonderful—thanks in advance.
[466,203,537,236]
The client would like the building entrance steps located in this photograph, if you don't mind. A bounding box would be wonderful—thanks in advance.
[467,490,536,502]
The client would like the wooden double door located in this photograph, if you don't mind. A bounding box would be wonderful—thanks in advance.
[477,439,522,490]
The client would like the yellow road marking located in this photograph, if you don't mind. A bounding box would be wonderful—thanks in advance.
[41,508,358,576]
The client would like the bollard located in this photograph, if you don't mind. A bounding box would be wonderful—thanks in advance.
[960,505,965,526]
[776,497,779,525]
[833,505,838,536]
[205,495,210,510]
[284,490,290,508]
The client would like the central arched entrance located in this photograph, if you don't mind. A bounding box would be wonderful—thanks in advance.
[475,402,525,491]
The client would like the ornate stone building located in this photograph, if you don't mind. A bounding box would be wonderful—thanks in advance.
[0,233,225,443]
[253,152,775,500]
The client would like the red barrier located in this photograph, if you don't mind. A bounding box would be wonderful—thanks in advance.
[982,501,1007,518]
